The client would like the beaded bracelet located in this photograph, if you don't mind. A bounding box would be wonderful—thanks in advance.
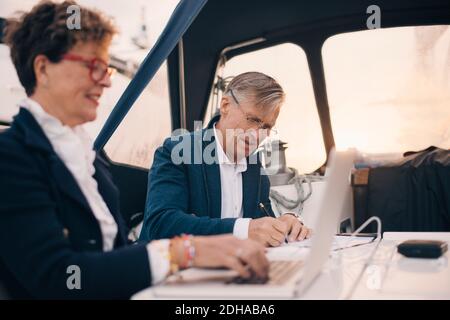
[168,238,180,274]
[170,234,195,272]
[180,234,195,268]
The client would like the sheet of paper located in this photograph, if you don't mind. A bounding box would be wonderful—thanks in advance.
[284,235,375,251]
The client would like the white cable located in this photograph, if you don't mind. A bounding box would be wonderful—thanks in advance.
[347,216,382,243]
[343,216,383,300]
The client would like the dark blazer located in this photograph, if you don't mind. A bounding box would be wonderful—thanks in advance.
[140,115,275,241]
[0,108,151,299]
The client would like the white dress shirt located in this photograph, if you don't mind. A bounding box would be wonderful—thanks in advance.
[213,124,252,239]
[22,98,168,284]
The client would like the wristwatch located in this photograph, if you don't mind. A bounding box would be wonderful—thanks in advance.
[283,212,303,224]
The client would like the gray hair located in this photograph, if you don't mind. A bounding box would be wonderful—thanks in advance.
[224,71,285,111]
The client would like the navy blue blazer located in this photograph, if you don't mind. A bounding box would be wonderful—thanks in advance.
[140,115,275,241]
[0,108,151,299]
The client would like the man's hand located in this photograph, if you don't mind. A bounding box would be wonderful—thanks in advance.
[278,213,312,242]
[248,217,289,247]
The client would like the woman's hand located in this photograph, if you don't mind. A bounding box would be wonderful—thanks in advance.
[191,234,269,279]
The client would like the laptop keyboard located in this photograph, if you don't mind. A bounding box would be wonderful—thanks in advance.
[227,260,304,285]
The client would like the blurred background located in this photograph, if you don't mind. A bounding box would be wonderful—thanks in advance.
[1,1,449,174]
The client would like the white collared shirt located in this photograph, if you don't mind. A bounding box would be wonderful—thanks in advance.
[22,98,118,251]
[22,98,168,284]
[213,124,252,239]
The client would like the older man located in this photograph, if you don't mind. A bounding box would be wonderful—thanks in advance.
[140,72,311,246]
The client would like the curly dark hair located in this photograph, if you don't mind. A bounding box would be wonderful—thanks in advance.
[3,0,118,96]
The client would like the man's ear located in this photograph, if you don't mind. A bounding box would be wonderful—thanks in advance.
[33,54,50,87]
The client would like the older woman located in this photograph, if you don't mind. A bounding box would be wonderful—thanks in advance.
[0,1,268,299]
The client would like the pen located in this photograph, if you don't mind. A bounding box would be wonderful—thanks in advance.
[258,203,288,244]
[258,202,270,216]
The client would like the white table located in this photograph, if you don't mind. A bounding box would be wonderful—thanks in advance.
[344,232,450,299]
[132,232,450,300]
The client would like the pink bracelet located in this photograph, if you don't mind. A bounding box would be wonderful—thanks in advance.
[180,234,195,268]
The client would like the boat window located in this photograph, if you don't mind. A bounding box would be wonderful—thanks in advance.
[97,63,172,168]
[84,0,180,168]
[206,43,326,174]
[322,25,450,153]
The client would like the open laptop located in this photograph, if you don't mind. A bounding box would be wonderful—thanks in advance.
[152,148,355,299]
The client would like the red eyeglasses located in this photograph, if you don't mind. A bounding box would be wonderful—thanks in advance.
[61,53,116,83]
